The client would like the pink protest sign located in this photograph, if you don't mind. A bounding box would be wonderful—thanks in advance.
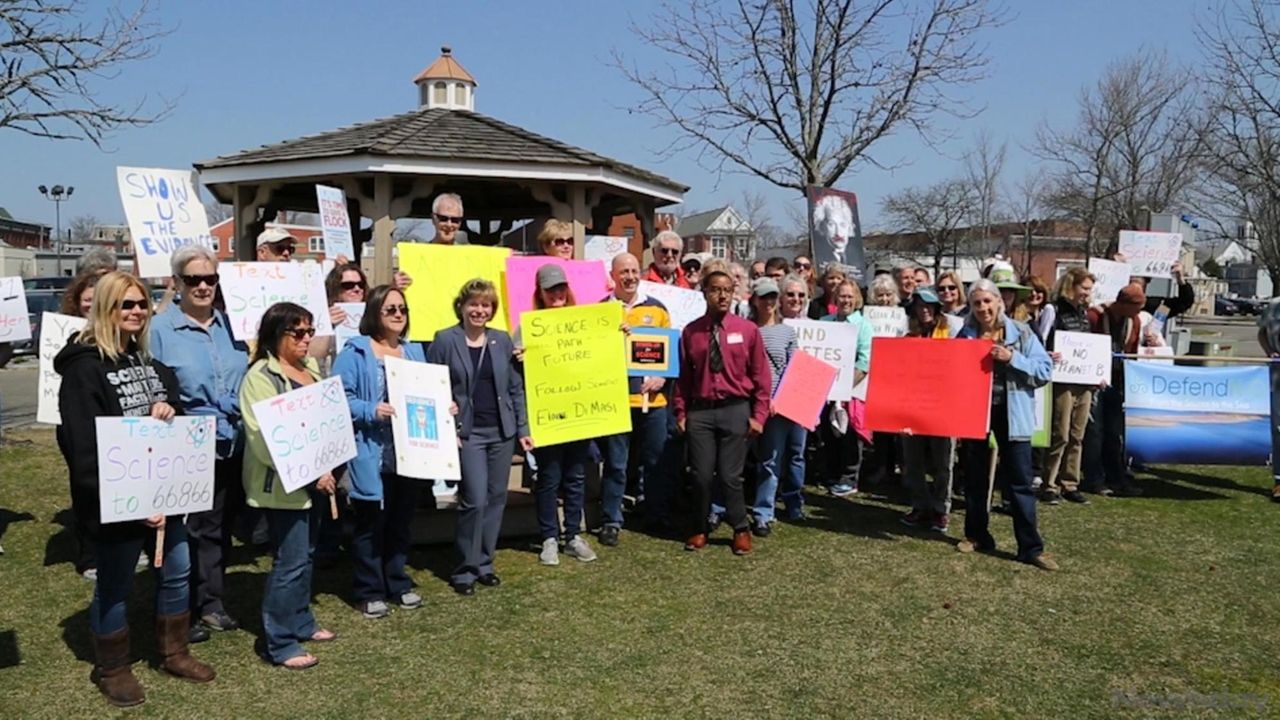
[772,350,839,431]
[504,256,610,331]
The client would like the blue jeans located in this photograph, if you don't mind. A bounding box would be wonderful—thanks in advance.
[350,474,420,602]
[534,440,589,542]
[754,415,807,521]
[262,509,316,664]
[601,406,669,528]
[90,522,191,635]
[961,407,1044,562]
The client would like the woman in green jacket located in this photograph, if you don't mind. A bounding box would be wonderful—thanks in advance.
[240,302,337,670]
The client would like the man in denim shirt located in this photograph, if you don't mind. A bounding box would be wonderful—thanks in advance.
[150,246,249,638]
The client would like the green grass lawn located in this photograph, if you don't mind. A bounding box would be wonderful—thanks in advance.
[1,426,1278,719]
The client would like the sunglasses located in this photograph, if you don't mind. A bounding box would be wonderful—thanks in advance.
[658,247,681,256]
[784,291,806,298]
[284,327,316,339]
[549,237,573,247]
[434,213,463,225]
[119,299,149,311]
[937,285,958,292]
[180,274,219,288]
[340,280,365,291]
[268,241,295,254]
[795,262,812,269]
[381,304,409,317]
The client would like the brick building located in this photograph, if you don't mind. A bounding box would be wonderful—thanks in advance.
[864,219,1092,282]
[0,207,51,249]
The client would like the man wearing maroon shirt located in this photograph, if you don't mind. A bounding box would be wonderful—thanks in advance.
[675,271,772,555]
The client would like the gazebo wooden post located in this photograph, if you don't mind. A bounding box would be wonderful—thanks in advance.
[371,175,395,285]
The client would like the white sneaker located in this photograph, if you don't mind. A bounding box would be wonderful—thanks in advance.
[539,538,559,566]
[565,536,598,563]
[1032,476,1044,490]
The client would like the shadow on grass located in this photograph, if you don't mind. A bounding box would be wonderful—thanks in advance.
[0,507,33,547]
[796,492,956,545]
[58,570,163,667]
[1139,466,1269,499]
[42,508,79,570]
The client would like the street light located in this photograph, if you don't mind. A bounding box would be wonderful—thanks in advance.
[37,184,74,275]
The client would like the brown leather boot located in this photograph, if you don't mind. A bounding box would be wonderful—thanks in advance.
[732,529,753,556]
[90,627,145,707]
[156,613,216,683]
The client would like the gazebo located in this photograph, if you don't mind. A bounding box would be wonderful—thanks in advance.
[195,47,687,283]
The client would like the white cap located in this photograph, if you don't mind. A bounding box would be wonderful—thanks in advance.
[256,227,298,247]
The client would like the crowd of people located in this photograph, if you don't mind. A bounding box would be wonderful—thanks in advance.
[48,192,1211,707]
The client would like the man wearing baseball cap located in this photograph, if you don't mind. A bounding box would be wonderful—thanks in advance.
[256,227,298,261]
[1084,283,1147,497]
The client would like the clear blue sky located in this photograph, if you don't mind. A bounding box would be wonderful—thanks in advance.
[0,0,1211,236]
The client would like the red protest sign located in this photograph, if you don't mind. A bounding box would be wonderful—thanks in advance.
[773,350,838,430]
[864,337,993,440]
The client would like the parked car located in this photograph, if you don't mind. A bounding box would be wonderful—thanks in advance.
[1214,296,1240,316]
[22,276,73,291]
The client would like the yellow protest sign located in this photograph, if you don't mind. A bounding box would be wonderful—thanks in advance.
[522,302,632,447]
[399,244,511,341]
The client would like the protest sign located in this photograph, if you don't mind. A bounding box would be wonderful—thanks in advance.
[251,376,357,493]
[584,235,629,264]
[625,327,680,378]
[116,167,215,279]
[864,337,994,439]
[1134,345,1174,365]
[807,186,866,283]
[1032,384,1051,449]
[385,356,461,480]
[1118,230,1182,278]
[0,277,31,343]
[773,350,839,430]
[218,261,333,341]
[96,416,216,523]
[1051,331,1112,386]
[334,302,365,352]
[522,302,631,446]
[1088,257,1131,306]
[37,312,86,425]
[399,243,510,341]
[1125,361,1271,465]
[863,306,908,338]
[316,185,354,259]
[504,256,610,332]
[638,281,706,331]
[783,319,860,401]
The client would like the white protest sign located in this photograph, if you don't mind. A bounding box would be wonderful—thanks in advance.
[1087,257,1131,307]
[218,261,334,341]
[584,235,629,264]
[316,185,354,260]
[863,306,907,338]
[1135,345,1174,365]
[1051,330,1112,386]
[1118,231,1181,279]
[335,302,365,352]
[117,167,215,279]
[251,376,357,493]
[37,312,86,424]
[0,276,31,343]
[784,318,860,401]
[386,356,461,480]
[96,416,216,523]
[639,281,706,331]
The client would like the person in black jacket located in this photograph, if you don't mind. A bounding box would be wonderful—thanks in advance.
[55,271,215,708]
[1041,267,1101,505]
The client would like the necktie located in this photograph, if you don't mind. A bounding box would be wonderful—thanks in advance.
[709,324,724,373]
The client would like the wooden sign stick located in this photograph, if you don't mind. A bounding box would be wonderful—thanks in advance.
[330,493,339,520]
[154,524,165,568]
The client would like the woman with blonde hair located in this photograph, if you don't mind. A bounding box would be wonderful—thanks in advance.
[56,271,215,706]
[936,270,967,317]
[537,219,575,259]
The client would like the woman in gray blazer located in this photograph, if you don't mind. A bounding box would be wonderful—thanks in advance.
[427,279,534,595]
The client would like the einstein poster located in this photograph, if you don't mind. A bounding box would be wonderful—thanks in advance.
[807,186,865,284]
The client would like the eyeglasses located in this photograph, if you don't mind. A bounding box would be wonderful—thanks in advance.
[119,299,149,311]
[550,237,573,247]
[658,247,681,256]
[937,285,958,293]
[268,241,295,255]
[784,292,806,298]
[794,262,812,270]
[381,304,408,317]
[339,280,365,291]
[180,274,219,288]
[434,213,463,225]
[284,327,317,339]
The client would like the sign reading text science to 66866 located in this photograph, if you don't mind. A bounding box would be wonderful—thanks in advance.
[252,376,357,494]
[96,416,216,524]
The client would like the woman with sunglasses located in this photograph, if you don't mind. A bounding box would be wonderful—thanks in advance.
[936,271,968,318]
[150,246,249,642]
[332,286,426,618]
[309,263,369,369]
[56,271,216,707]
[537,218,576,259]
[239,303,338,670]
[792,254,815,294]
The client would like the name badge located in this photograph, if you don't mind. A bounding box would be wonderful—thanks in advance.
[726,332,744,345]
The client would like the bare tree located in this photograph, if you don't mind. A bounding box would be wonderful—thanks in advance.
[963,129,1006,251]
[1004,171,1048,277]
[615,0,1003,195]
[68,213,98,244]
[1196,0,1280,285]
[881,178,976,277]
[1,0,174,146]
[1034,52,1202,257]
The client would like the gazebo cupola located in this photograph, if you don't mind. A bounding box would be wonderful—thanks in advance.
[414,46,476,111]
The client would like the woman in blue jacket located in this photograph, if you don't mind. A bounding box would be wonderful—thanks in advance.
[956,279,1058,571]
[333,285,426,618]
